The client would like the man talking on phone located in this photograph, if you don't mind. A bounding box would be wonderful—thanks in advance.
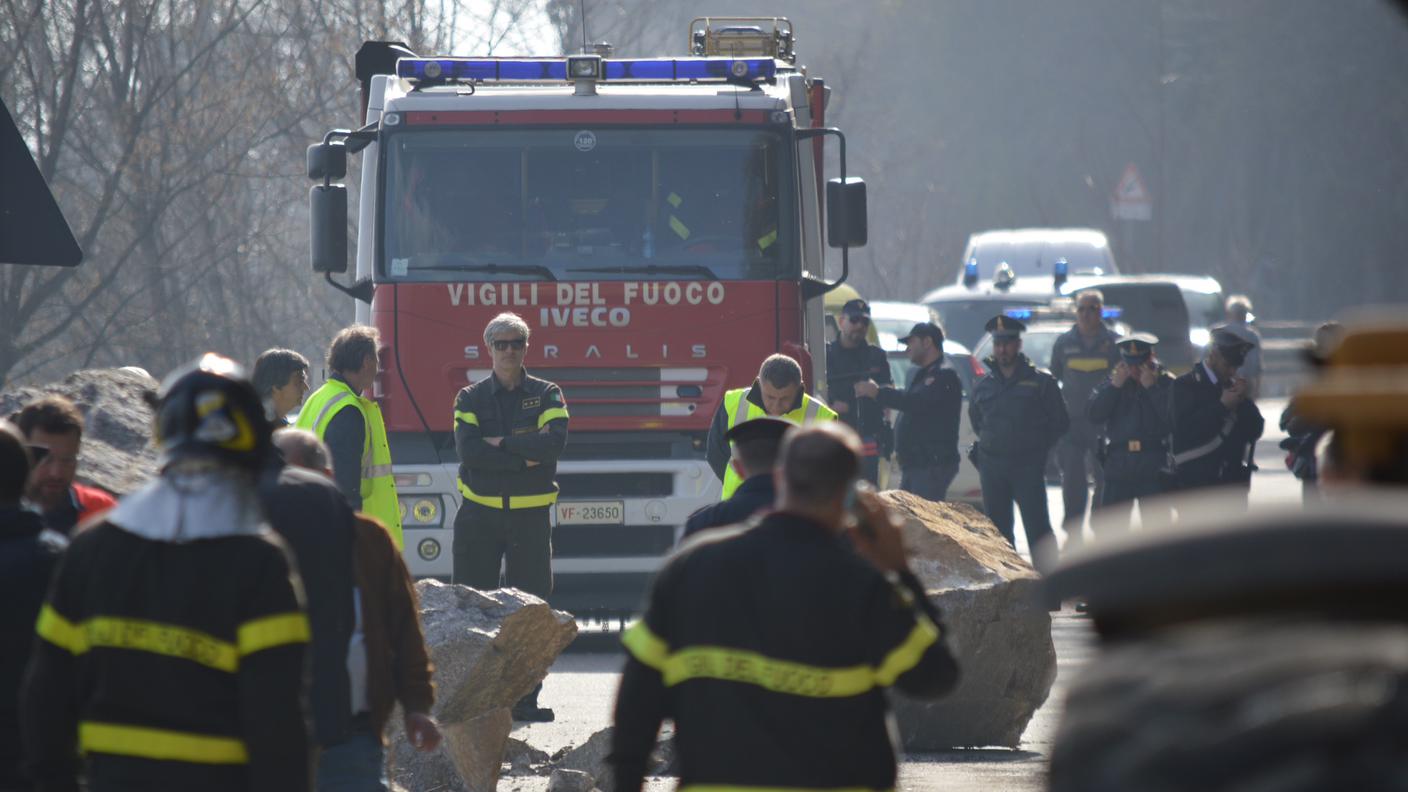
[609,422,958,792]
[1170,325,1264,501]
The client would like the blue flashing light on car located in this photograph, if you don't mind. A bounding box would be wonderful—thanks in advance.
[1102,307,1123,320]
[962,258,980,287]
[397,56,775,84]
[1003,308,1035,320]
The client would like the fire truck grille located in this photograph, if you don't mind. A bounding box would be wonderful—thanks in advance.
[554,523,678,558]
[558,472,674,498]
[531,367,716,420]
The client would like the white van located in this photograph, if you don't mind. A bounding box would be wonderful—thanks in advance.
[954,228,1119,285]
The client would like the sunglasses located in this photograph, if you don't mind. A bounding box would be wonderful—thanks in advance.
[492,338,527,351]
[1076,306,1101,314]
[842,313,870,325]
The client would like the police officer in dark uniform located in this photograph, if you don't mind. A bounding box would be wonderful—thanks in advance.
[453,312,568,721]
[1049,290,1121,540]
[682,417,789,537]
[1087,333,1175,531]
[1170,325,1263,501]
[970,315,1069,570]
[826,299,893,484]
[855,322,963,501]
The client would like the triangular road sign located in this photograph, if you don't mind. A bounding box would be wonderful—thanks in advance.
[0,96,83,267]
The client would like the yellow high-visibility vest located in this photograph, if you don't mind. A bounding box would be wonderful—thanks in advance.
[719,387,838,500]
[295,378,403,550]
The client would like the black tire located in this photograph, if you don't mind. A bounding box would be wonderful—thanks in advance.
[1050,620,1408,792]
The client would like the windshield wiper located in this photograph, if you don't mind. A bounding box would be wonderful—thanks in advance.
[567,264,720,280]
[409,262,557,281]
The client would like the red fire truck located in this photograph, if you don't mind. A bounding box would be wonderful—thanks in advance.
[306,18,867,613]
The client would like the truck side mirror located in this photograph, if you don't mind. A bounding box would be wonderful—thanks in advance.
[307,141,347,181]
[310,184,348,273]
[826,177,867,249]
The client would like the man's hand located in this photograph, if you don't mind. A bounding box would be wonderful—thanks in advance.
[483,436,503,447]
[1111,361,1130,388]
[1221,378,1248,409]
[846,487,909,574]
[1137,362,1158,388]
[832,400,850,415]
[405,712,442,753]
[853,379,880,399]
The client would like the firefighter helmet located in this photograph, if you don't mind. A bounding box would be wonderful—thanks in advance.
[153,353,272,472]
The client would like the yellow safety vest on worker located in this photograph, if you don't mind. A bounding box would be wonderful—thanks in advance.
[295,378,403,550]
[719,387,838,500]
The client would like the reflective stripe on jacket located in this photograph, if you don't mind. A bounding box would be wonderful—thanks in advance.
[719,387,838,500]
[295,379,403,549]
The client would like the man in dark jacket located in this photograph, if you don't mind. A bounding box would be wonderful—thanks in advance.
[970,316,1069,570]
[825,299,894,484]
[23,354,311,792]
[272,429,440,790]
[682,417,789,537]
[1,422,62,790]
[1049,290,1121,539]
[609,423,958,792]
[1171,325,1265,501]
[1087,334,1176,531]
[857,322,963,501]
[454,312,568,722]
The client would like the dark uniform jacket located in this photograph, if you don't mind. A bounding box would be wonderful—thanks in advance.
[1088,372,1176,480]
[322,374,367,510]
[454,370,569,506]
[682,474,775,538]
[1050,325,1121,422]
[259,464,356,747]
[1170,362,1265,490]
[875,357,963,468]
[825,340,892,441]
[1,507,62,789]
[610,512,959,792]
[23,522,311,792]
[970,355,1070,467]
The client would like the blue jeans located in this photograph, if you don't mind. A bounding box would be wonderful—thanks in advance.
[316,728,387,792]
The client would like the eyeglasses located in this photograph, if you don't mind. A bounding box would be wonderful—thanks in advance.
[491,338,527,351]
[1076,306,1101,314]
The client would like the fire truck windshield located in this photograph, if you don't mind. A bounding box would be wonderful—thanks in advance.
[381,126,795,282]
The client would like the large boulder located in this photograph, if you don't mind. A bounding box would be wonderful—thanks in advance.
[386,581,578,792]
[0,367,160,495]
[882,490,1056,750]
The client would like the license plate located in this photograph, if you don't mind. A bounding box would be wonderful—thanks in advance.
[556,500,625,525]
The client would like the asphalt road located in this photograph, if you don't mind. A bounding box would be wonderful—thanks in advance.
[502,398,1298,791]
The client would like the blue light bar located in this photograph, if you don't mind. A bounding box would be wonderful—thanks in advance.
[397,56,774,84]
[397,58,567,82]
[1102,307,1123,320]
[1004,308,1034,320]
[604,57,775,82]
[1053,258,1069,277]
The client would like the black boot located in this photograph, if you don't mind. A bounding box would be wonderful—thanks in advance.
[512,682,554,723]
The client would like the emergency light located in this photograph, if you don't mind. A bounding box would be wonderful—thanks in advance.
[1003,308,1034,320]
[396,56,777,84]
[1102,307,1123,320]
[963,259,979,287]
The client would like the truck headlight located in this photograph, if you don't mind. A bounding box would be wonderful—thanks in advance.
[399,496,444,526]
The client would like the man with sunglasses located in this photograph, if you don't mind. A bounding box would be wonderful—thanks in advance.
[452,312,568,722]
[825,299,893,484]
[1049,290,1121,545]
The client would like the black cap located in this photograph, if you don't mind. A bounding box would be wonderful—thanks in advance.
[725,416,794,444]
[1116,333,1159,356]
[840,298,870,318]
[985,314,1026,339]
[899,322,944,346]
[1211,323,1258,350]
